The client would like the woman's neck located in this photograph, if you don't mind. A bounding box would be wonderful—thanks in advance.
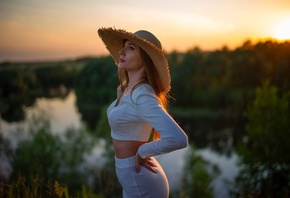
[127,70,145,90]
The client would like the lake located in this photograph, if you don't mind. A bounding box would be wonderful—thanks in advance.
[0,91,240,198]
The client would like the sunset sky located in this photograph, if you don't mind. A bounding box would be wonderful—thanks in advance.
[0,0,290,62]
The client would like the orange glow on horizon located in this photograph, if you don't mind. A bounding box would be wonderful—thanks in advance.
[1,0,290,62]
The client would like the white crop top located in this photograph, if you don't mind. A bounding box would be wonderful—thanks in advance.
[107,84,188,159]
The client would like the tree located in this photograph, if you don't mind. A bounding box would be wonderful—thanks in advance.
[11,121,95,195]
[0,69,37,122]
[75,57,117,130]
[180,146,220,198]
[232,81,290,197]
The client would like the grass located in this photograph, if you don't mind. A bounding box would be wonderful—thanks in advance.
[0,175,104,198]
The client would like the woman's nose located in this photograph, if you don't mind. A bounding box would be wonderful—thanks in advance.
[119,47,125,56]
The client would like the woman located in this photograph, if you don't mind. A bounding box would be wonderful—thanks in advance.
[98,27,188,198]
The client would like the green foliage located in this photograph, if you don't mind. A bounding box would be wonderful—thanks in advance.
[0,108,121,197]
[169,39,290,111]
[180,146,220,198]
[244,81,290,163]
[0,175,104,198]
[0,60,86,122]
[33,62,76,89]
[12,128,62,179]
[0,69,38,122]
[75,57,117,130]
[94,105,111,140]
[0,133,13,164]
[232,81,290,197]
[77,185,104,198]
[10,116,95,195]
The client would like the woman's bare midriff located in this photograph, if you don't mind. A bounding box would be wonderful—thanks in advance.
[113,139,146,159]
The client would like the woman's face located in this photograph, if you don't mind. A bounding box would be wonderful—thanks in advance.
[118,40,143,72]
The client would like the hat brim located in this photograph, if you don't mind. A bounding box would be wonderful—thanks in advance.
[98,27,171,93]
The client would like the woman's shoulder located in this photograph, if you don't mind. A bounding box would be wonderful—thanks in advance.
[134,83,155,95]
[131,83,157,102]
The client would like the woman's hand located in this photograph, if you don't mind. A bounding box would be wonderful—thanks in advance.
[135,152,157,173]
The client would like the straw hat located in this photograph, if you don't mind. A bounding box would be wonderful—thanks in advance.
[98,27,171,93]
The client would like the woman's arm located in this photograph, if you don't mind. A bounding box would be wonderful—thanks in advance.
[134,89,188,159]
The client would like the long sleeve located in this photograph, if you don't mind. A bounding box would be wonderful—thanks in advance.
[134,90,188,159]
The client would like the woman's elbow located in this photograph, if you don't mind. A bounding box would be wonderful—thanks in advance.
[178,134,188,149]
[170,134,188,150]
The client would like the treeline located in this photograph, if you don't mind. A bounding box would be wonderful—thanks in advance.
[0,59,88,122]
[169,40,289,109]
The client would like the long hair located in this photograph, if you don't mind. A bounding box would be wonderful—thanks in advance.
[117,47,169,140]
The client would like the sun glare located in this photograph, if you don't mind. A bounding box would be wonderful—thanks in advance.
[272,19,290,41]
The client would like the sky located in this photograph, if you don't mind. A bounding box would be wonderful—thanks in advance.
[0,0,290,62]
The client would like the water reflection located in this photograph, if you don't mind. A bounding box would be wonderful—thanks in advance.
[196,148,240,198]
[1,91,82,137]
[0,91,239,197]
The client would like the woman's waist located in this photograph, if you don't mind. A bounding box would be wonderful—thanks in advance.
[111,128,151,142]
[113,139,146,159]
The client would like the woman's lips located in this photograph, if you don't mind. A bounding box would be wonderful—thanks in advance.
[119,58,125,63]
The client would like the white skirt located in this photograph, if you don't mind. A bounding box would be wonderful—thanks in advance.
[115,155,169,198]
